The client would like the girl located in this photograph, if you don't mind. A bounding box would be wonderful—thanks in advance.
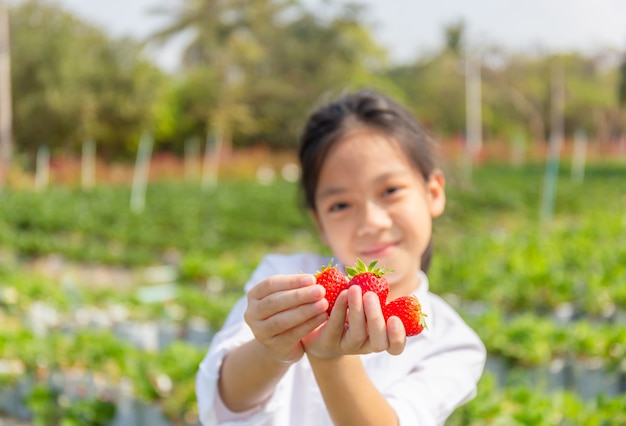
[196,89,486,425]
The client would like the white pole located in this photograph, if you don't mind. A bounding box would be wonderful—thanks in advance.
[510,131,527,167]
[540,61,564,223]
[35,145,50,191]
[571,129,587,183]
[130,132,153,214]
[464,47,482,179]
[202,130,221,190]
[0,0,13,187]
[184,136,200,182]
[81,139,96,190]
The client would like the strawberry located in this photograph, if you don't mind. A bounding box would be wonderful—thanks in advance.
[314,260,349,314]
[346,259,390,307]
[382,295,427,336]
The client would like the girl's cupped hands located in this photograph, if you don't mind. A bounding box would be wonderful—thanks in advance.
[303,285,407,359]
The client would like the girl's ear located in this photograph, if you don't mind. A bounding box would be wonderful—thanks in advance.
[309,209,329,244]
[426,169,446,218]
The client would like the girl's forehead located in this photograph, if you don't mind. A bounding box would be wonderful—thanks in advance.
[320,132,413,179]
[329,129,406,159]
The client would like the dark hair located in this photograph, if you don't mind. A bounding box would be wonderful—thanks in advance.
[297,89,439,272]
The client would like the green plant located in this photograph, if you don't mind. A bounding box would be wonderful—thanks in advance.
[25,382,116,426]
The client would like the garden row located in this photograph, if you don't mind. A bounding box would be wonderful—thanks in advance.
[1,161,625,424]
[2,294,626,424]
[446,373,626,425]
[0,264,213,425]
[0,333,626,426]
[3,255,626,378]
[431,210,626,320]
[2,288,626,424]
[2,257,626,424]
[0,329,204,425]
[0,179,324,275]
[2,164,624,318]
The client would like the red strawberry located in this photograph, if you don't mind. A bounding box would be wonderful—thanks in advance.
[315,260,349,314]
[346,259,390,307]
[382,295,427,336]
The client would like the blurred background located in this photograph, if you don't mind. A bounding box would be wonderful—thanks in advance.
[0,0,625,424]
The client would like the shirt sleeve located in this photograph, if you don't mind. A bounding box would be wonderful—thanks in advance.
[195,253,329,425]
[195,255,269,425]
[195,304,294,426]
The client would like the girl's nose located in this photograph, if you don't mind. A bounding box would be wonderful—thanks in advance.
[357,201,392,235]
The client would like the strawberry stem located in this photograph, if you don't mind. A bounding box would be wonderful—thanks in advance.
[316,258,336,274]
[346,258,392,278]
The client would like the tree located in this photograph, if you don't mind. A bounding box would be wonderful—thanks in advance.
[149,0,296,151]
[480,49,547,143]
[443,20,465,55]
[149,0,389,149]
[238,3,391,148]
[10,0,165,160]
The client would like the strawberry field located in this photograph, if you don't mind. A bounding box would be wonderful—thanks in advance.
[1,159,625,425]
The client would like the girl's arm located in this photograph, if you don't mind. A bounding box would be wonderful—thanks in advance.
[304,286,407,425]
[217,339,291,412]
[308,352,399,425]
[218,274,329,412]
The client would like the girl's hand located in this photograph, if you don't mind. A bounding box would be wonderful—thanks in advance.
[302,285,407,358]
[244,274,329,364]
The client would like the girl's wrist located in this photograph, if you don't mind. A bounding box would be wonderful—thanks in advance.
[256,339,304,366]
[305,350,347,363]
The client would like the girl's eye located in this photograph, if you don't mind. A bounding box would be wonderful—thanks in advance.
[383,186,401,196]
[329,202,349,212]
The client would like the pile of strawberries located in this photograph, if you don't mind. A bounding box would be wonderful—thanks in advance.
[315,259,427,337]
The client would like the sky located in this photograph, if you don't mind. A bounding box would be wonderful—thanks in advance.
[30,0,626,72]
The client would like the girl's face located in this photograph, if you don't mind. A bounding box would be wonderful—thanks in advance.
[311,128,445,298]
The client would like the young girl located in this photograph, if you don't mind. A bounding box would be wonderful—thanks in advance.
[195,89,486,425]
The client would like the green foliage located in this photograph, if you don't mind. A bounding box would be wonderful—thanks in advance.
[0,180,323,279]
[60,398,116,426]
[385,52,466,135]
[25,383,116,426]
[7,0,626,159]
[26,384,62,426]
[430,163,626,317]
[467,309,626,370]
[1,326,206,421]
[149,0,389,149]
[10,0,165,159]
[1,161,626,423]
[447,372,626,425]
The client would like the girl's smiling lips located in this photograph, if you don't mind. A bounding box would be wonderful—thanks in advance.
[360,241,398,258]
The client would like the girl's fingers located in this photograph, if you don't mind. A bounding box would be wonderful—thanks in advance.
[251,279,325,320]
[249,274,317,300]
[272,311,329,347]
[345,286,367,344]
[325,290,349,340]
[302,290,408,357]
[385,315,407,356]
[363,291,389,352]
[253,297,328,339]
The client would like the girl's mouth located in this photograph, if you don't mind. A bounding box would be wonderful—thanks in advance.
[360,242,397,258]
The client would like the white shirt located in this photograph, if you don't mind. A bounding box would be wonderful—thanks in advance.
[196,253,486,426]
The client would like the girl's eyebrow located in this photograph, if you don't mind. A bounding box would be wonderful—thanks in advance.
[316,186,347,201]
[316,171,412,201]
